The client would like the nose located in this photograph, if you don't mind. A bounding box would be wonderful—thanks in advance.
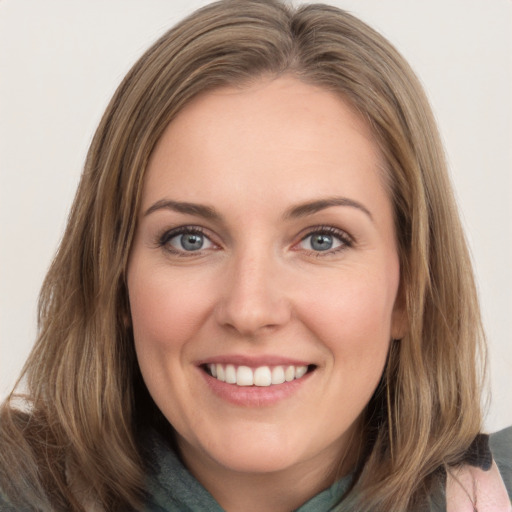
[214,250,292,337]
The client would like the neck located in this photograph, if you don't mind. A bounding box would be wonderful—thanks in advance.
[177,435,357,512]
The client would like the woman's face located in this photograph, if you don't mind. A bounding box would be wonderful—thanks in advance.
[127,76,404,481]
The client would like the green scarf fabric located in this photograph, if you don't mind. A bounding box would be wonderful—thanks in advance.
[141,428,353,512]
[141,426,512,512]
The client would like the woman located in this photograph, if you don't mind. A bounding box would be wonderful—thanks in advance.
[0,1,510,511]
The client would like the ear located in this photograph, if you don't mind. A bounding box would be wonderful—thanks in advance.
[121,286,133,329]
[123,311,132,330]
[391,281,408,340]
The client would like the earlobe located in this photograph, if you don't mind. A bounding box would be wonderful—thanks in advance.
[391,284,408,340]
[121,288,133,330]
[123,312,132,330]
[391,308,408,340]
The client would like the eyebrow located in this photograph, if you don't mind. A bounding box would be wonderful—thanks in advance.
[144,199,222,220]
[283,196,373,221]
[144,196,373,222]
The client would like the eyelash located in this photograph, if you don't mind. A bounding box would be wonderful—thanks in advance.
[155,225,353,257]
[298,225,353,257]
[156,226,215,257]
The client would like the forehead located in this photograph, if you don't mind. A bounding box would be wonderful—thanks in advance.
[142,76,389,218]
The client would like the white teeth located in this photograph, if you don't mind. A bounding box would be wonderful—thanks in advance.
[254,366,272,387]
[207,363,311,386]
[284,365,295,382]
[295,365,307,379]
[216,364,226,382]
[271,366,285,385]
[225,364,236,384]
[237,366,254,386]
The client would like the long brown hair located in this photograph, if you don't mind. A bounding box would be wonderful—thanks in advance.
[0,1,486,510]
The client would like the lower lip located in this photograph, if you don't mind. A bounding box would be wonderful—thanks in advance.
[200,368,313,407]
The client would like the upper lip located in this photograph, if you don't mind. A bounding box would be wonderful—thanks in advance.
[195,354,313,368]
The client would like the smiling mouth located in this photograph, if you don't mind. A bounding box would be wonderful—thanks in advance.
[203,363,316,387]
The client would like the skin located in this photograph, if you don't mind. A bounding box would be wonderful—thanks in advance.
[127,76,405,512]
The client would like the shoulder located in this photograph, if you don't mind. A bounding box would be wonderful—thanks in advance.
[489,425,512,501]
[445,427,512,512]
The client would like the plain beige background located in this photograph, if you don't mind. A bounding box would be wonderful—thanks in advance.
[1,0,511,431]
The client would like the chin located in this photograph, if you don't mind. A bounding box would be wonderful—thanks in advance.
[180,426,312,475]
[209,445,302,475]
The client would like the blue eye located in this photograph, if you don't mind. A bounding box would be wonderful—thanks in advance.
[309,233,335,251]
[175,233,205,251]
[160,227,215,253]
[298,228,351,253]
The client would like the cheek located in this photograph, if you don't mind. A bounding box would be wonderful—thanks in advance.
[128,264,214,352]
[297,265,398,364]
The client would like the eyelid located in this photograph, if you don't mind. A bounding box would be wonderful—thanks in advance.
[156,225,220,255]
[154,224,353,257]
[294,225,353,254]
